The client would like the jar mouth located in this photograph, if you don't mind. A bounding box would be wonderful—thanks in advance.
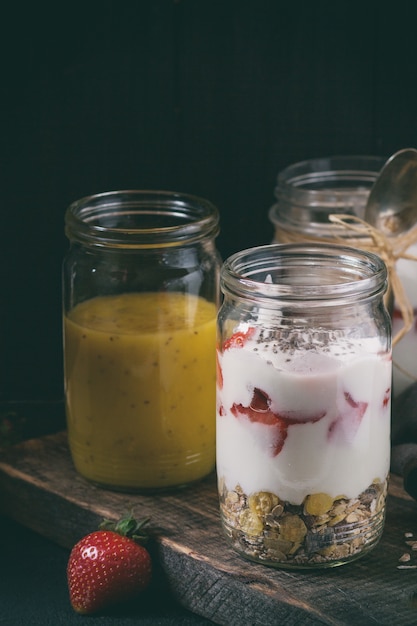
[269,156,386,237]
[65,190,220,247]
[221,243,388,305]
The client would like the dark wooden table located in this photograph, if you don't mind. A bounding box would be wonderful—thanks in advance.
[1,430,417,625]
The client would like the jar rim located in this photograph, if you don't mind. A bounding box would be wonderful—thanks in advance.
[65,190,220,247]
[221,242,388,305]
[269,155,387,238]
[275,155,386,198]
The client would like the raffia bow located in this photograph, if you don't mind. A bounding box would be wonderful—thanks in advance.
[328,214,417,347]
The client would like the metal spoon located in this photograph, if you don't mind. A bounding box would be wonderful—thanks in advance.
[364,147,417,236]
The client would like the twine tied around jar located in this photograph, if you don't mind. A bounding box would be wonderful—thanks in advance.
[328,214,417,347]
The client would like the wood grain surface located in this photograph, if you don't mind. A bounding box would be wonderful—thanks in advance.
[1,431,417,625]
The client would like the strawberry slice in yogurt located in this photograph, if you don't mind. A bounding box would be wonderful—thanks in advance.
[328,391,368,443]
[222,327,256,351]
[231,387,326,456]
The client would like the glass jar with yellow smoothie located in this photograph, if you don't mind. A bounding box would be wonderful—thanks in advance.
[63,190,221,491]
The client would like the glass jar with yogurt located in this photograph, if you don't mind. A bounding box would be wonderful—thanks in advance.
[216,243,392,568]
[268,155,417,397]
[63,190,221,491]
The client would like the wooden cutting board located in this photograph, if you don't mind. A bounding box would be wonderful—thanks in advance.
[1,431,417,625]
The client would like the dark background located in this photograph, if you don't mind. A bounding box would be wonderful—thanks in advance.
[2,0,417,406]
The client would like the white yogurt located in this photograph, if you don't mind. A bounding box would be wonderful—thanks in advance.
[392,242,417,396]
[216,326,391,504]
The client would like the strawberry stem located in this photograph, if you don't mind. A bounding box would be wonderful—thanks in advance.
[99,512,150,543]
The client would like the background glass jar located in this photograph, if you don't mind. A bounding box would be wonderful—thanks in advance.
[63,190,221,491]
[216,243,392,568]
[268,155,417,397]
[269,155,385,243]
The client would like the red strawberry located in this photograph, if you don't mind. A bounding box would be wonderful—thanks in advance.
[67,514,152,614]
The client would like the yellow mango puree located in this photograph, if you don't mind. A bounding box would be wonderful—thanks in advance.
[64,292,217,490]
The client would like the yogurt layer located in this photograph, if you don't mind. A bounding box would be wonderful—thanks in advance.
[392,242,417,396]
[217,326,391,504]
